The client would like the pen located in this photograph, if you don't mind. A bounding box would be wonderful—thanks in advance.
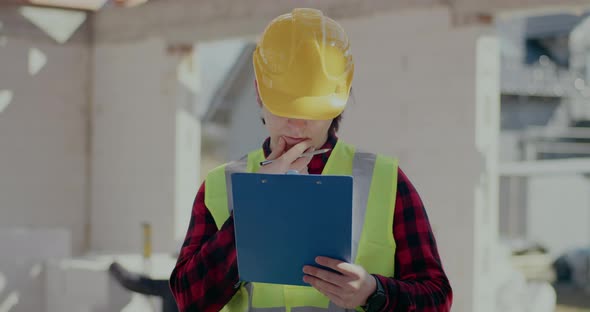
[259,148,332,166]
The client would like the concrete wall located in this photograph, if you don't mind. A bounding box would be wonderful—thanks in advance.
[91,37,201,253]
[0,8,90,255]
[91,37,174,253]
[175,108,201,242]
[0,228,71,312]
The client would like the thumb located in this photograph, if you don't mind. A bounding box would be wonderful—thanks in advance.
[267,137,285,160]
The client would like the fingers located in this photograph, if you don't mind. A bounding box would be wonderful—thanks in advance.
[303,275,343,300]
[303,273,355,309]
[303,259,373,310]
[266,137,286,160]
[303,265,347,286]
[299,165,310,175]
[290,147,314,172]
[280,140,313,163]
[262,138,313,174]
[315,257,358,277]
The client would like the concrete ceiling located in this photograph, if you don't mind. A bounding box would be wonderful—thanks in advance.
[91,0,590,43]
[2,0,588,42]
[1,0,588,14]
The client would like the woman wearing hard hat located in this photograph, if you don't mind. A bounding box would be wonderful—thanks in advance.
[170,8,452,312]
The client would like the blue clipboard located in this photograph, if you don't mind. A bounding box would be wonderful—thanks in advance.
[230,172,352,286]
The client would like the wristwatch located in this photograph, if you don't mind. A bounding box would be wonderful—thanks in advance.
[362,275,386,312]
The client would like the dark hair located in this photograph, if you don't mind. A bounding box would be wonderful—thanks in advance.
[329,114,342,135]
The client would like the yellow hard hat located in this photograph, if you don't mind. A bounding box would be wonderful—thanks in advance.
[253,8,354,120]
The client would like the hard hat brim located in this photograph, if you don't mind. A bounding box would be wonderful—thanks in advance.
[255,78,348,120]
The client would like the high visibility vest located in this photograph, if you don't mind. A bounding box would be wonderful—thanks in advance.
[204,141,398,312]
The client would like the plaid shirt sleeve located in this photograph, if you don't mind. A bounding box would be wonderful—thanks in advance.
[169,182,240,312]
[375,168,453,311]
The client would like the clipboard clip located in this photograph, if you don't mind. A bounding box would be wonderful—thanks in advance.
[286,170,323,184]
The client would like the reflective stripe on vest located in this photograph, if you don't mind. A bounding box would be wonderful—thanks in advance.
[205,141,397,312]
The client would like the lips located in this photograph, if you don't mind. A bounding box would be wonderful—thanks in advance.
[283,136,307,145]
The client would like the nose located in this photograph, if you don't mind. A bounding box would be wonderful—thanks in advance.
[287,118,307,129]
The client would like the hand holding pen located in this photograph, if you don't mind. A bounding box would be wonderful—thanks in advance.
[257,137,330,174]
[259,148,331,166]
